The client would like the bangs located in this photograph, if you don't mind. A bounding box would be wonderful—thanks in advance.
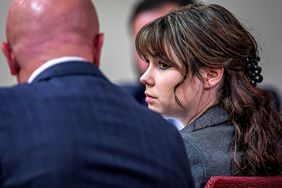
[135,18,177,67]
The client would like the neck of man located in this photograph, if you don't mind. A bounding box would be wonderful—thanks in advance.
[16,44,94,83]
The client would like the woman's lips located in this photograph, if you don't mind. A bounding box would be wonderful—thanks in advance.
[145,93,157,103]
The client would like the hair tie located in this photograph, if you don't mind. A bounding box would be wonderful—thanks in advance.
[246,55,263,86]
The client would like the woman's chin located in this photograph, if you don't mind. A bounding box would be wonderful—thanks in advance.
[148,105,162,113]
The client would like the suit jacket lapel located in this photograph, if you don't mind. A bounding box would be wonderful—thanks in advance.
[184,105,229,132]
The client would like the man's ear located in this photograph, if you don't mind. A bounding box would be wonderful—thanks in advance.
[201,67,224,89]
[92,33,104,67]
[1,42,20,75]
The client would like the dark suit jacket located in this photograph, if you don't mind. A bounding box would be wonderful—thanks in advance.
[121,83,146,106]
[0,61,194,188]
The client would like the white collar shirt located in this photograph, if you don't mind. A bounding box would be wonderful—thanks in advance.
[28,56,87,83]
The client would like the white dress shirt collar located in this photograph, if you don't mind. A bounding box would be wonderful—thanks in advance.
[164,117,185,130]
[28,56,86,83]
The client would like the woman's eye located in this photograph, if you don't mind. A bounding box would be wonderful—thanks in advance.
[159,61,170,70]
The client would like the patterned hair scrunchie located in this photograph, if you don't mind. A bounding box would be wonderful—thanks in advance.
[246,54,263,86]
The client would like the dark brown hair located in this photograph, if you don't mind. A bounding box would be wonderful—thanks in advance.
[136,3,282,175]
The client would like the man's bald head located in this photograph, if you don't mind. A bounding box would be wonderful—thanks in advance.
[3,0,103,82]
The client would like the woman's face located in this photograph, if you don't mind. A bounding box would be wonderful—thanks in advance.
[140,55,205,124]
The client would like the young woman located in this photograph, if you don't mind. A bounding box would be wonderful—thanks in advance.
[135,3,282,188]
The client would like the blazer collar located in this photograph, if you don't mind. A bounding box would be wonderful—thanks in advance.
[32,61,103,83]
[183,105,229,132]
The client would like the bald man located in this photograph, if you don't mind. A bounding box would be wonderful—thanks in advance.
[0,0,194,188]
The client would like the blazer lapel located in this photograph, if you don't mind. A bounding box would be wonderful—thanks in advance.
[184,105,229,132]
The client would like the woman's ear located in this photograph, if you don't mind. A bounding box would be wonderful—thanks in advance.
[1,42,20,75]
[201,67,224,89]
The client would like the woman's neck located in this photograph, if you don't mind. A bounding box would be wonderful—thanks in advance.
[181,97,219,126]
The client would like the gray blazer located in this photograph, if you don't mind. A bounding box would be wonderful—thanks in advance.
[180,105,234,188]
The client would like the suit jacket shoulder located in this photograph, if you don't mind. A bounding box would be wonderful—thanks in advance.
[0,61,194,188]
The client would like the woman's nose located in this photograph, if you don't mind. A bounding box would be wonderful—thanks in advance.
[140,69,154,86]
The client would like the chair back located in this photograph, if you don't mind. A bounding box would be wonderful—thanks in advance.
[204,176,282,188]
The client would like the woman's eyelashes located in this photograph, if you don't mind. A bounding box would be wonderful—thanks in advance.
[158,61,170,70]
[144,58,171,70]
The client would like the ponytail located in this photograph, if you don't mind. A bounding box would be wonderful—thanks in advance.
[223,63,282,175]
